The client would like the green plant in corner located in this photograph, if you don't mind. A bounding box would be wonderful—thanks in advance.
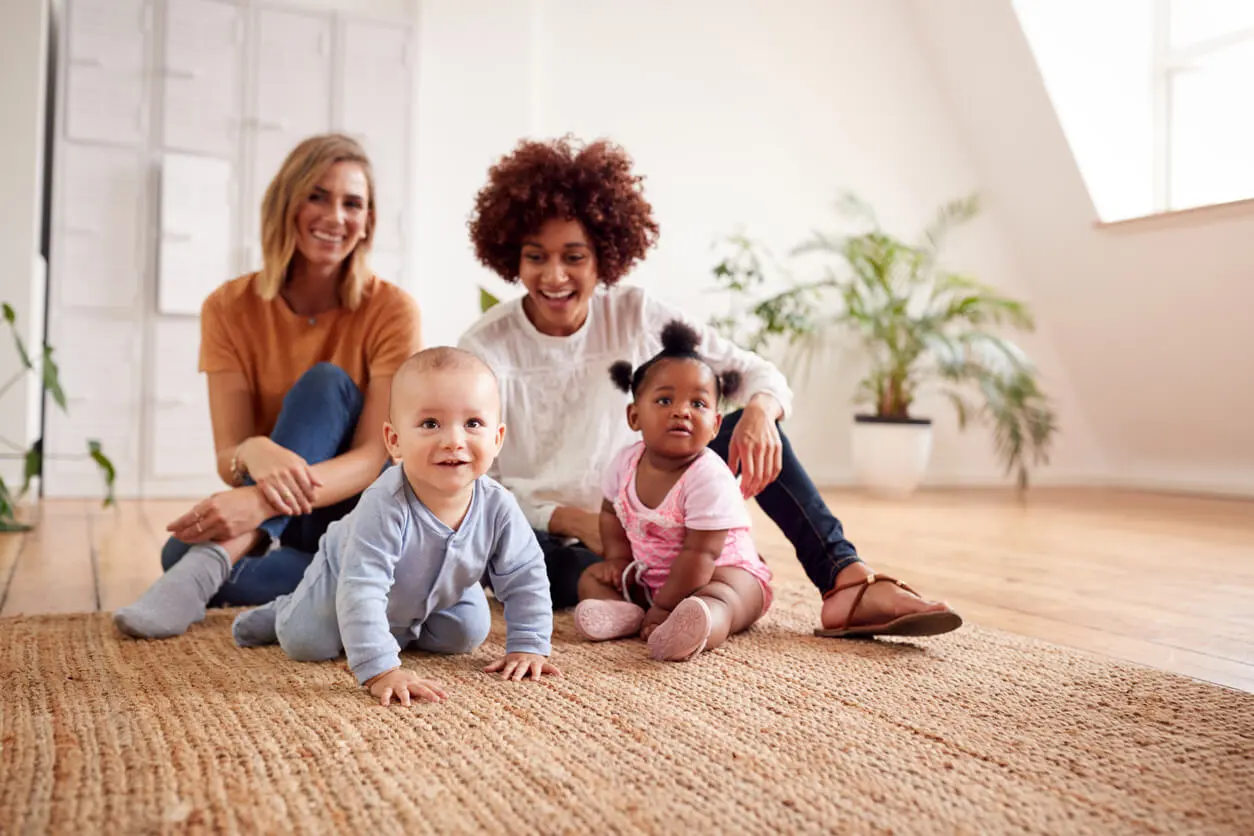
[0,303,115,531]
[708,193,1058,489]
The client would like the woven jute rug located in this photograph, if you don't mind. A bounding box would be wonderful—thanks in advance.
[2,582,1251,835]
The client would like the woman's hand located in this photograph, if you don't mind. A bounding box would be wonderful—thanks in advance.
[727,394,784,499]
[167,486,275,543]
[237,437,323,515]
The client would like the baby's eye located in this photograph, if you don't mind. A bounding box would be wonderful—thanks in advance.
[692,399,708,409]
[656,397,671,406]
[465,418,485,429]
[420,419,439,430]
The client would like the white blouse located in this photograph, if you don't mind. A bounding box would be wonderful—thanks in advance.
[457,284,794,531]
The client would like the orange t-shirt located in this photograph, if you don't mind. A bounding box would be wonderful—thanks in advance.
[198,273,422,436]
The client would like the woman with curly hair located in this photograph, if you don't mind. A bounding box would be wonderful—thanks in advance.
[459,136,961,639]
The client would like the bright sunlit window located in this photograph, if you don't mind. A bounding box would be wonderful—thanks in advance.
[1014,0,1254,222]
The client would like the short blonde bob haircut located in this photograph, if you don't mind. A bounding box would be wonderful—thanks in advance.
[254,133,376,310]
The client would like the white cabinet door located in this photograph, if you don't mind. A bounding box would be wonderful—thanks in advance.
[162,0,242,157]
[42,313,142,498]
[339,20,411,262]
[147,320,216,479]
[53,144,146,311]
[65,0,149,146]
[243,7,333,267]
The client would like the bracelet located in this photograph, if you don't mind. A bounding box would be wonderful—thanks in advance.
[229,443,248,486]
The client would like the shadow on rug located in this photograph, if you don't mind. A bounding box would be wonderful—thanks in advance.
[2,582,1252,834]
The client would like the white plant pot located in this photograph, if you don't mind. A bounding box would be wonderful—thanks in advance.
[851,415,933,498]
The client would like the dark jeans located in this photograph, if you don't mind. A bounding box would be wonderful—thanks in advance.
[160,363,365,607]
[538,408,862,608]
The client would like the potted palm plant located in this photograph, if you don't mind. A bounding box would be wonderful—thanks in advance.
[709,193,1057,496]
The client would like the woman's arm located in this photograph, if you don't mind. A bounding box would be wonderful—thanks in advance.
[549,505,603,555]
[208,371,390,511]
[206,371,256,487]
[305,375,393,506]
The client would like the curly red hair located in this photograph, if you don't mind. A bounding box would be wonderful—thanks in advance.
[468,136,660,285]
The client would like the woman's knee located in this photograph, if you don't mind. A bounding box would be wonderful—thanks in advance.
[284,362,361,411]
[160,537,192,572]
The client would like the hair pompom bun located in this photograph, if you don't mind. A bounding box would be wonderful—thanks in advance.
[659,320,701,355]
[719,369,743,400]
[608,360,634,393]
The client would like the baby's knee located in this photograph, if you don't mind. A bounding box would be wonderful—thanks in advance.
[276,620,341,662]
[424,606,491,655]
[450,607,492,654]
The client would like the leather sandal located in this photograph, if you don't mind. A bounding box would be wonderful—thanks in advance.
[814,573,963,638]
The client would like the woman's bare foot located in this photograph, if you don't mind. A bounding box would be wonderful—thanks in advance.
[819,562,956,633]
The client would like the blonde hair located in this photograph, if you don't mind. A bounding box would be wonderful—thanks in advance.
[255,133,376,310]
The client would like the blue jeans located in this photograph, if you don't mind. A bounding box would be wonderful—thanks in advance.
[160,363,365,607]
[537,408,862,608]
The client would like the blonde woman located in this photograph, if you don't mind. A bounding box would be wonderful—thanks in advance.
[115,134,422,639]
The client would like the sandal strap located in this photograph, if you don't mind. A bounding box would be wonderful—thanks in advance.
[820,573,918,631]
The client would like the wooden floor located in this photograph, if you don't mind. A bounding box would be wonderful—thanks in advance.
[2,488,1252,693]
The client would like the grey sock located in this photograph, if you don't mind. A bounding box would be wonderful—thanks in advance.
[232,602,280,647]
[113,544,231,639]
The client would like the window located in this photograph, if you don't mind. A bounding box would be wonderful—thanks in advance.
[1014,0,1254,222]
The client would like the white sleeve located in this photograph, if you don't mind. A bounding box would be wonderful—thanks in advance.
[641,291,795,418]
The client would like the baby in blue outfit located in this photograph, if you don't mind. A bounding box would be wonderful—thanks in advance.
[232,346,559,705]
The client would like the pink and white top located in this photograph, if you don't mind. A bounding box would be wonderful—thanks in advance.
[602,441,773,596]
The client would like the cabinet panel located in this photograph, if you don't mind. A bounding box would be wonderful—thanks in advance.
[341,20,410,256]
[244,8,333,251]
[148,320,216,479]
[65,0,149,145]
[42,314,142,496]
[54,144,146,310]
[162,0,243,156]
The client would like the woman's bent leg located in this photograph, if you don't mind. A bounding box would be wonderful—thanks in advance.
[534,528,602,609]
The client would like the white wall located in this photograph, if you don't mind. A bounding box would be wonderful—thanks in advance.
[912,0,1254,496]
[411,0,1101,488]
[0,0,50,487]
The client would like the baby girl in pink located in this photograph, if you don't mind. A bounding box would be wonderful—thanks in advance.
[601,442,773,613]
[573,320,774,662]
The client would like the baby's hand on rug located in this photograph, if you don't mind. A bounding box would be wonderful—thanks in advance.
[639,606,671,641]
[365,667,448,707]
[484,653,562,682]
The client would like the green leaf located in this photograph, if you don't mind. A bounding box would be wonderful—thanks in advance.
[1,303,32,371]
[42,345,67,411]
[88,439,117,507]
[21,442,40,496]
[0,477,30,531]
[479,287,500,313]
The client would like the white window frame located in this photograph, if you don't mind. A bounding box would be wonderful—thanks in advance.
[1152,0,1254,212]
